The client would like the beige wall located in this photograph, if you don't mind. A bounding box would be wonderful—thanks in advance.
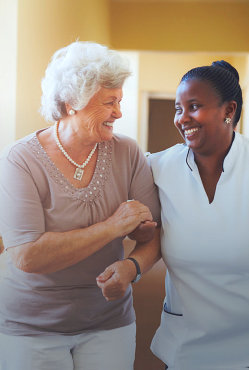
[16,0,111,139]
[0,0,17,150]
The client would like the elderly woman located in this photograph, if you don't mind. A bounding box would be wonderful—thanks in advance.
[0,41,161,370]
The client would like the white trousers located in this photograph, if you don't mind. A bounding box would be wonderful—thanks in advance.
[0,322,136,370]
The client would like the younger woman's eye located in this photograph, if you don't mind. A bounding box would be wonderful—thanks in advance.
[191,104,199,110]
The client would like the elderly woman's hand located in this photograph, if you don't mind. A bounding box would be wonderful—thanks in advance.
[96,259,136,301]
[107,200,153,238]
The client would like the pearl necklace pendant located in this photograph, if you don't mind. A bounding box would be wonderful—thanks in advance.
[54,121,98,182]
[74,168,84,181]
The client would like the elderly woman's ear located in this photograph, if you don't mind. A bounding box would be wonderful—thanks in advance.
[64,103,76,116]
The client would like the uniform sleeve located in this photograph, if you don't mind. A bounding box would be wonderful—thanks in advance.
[128,144,161,224]
[0,148,45,249]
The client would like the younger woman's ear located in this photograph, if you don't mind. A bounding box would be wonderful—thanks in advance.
[225,100,237,119]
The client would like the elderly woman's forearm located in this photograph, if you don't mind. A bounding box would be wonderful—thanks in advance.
[8,200,152,274]
[8,221,117,274]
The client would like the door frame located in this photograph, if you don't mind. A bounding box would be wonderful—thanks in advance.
[139,91,176,152]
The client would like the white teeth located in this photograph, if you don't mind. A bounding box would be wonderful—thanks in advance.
[184,128,199,135]
[104,122,113,127]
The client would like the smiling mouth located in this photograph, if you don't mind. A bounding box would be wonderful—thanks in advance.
[184,127,199,137]
[103,122,114,127]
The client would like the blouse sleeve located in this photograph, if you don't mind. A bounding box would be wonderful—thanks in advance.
[128,142,161,224]
[0,146,45,249]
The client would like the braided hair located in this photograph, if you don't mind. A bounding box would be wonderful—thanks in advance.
[180,60,243,127]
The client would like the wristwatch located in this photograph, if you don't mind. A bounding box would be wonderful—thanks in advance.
[127,257,141,283]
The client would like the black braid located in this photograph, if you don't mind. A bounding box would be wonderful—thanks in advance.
[181,60,243,127]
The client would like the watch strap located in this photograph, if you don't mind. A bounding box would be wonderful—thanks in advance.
[127,257,141,283]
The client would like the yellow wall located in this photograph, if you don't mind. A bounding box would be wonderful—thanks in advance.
[139,53,236,94]
[3,0,249,147]
[110,1,249,52]
[0,0,17,149]
[138,52,247,96]
[16,0,111,139]
[241,56,249,136]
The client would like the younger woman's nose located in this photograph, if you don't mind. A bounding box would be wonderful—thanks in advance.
[177,110,190,125]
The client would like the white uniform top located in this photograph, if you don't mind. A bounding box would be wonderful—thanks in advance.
[150,132,249,369]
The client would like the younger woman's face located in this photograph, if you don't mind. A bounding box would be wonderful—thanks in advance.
[174,79,233,156]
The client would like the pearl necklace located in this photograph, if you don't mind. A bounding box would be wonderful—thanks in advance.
[54,121,98,181]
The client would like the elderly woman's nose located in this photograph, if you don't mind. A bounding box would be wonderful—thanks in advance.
[112,103,122,119]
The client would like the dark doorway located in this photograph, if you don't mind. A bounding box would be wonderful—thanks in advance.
[147,98,184,153]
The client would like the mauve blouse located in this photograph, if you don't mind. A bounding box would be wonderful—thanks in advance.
[0,130,160,335]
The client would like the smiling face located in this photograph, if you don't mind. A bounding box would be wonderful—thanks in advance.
[174,79,234,156]
[74,86,123,142]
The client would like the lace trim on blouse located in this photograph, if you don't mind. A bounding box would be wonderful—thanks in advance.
[28,134,112,202]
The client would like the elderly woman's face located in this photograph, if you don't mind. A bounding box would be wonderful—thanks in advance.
[174,79,232,155]
[76,87,123,142]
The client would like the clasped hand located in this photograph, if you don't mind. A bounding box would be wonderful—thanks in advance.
[96,259,136,301]
[96,200,156,301]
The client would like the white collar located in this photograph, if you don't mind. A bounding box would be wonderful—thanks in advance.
[185,131,239,174]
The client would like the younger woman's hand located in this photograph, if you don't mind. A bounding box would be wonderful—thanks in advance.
[128,220,157,243]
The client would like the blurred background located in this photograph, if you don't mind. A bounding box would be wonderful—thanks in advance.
[0,0,249,369]
[1,0,249,153]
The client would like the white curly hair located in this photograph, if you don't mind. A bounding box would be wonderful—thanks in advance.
[40,41,131,122]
